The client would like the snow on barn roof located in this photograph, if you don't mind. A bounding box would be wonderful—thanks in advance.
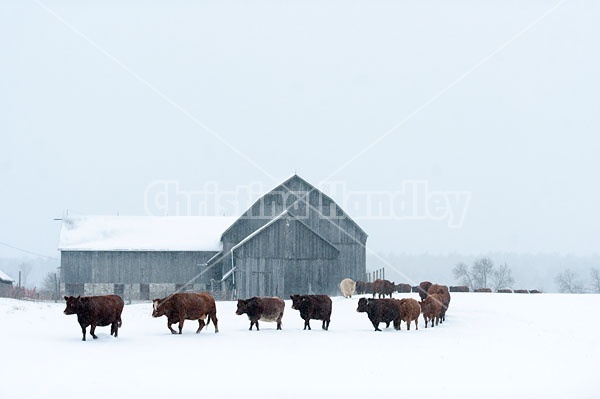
[58,215,237,252]
[0,269,15,284]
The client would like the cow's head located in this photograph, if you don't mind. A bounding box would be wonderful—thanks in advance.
[63,296,81,315]
[356,297,369,313]
[290,295,302,310]
[236,299,248,315]
[152,298,165,318]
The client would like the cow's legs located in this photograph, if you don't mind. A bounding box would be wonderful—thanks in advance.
[415,319,418,330]
[304,319,311,330]
[80,324,87,341]
[211,312,219,333]
[196,319,206,334]
[276,314,282,330]
[167,321,177,334]
[111,321,119,337]
[323,320,330,331]
[178,318,185,334]
[371,320,380,331]
[90,324,98,339]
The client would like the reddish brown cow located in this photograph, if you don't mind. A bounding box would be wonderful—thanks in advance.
[420,293,443,328]
[63,295,124,341]
[236,296,285,331]
[290,295,332,331]
[398,298,420,330]
[357,298,402,331]
[152,292,218,334]
[427,284,451,323]
[373,279,395,298]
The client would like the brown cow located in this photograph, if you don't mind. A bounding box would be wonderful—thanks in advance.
[395,283,412,293]
[497,289,513,293]
[236,296,285,330]
[398,298,420,330]
[357,297,402,331]
[152,292,218,334]
[418,281,432,301]
[373,279,395,298]
[420,293,443,328]
[290,295,332,330]
[63,295,124,341]
[474,288,492,293]
[427,284,451,323]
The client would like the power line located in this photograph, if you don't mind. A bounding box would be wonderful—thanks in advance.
[0,241,60,261]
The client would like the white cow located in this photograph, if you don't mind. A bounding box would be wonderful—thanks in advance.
[339,278,356,298]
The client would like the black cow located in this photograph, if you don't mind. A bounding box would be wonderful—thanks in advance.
[356,297,402,331]
[236,297,285,331]
[63,295,124,341]
[289,294,332,331]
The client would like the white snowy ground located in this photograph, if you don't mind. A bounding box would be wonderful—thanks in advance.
[1,293,599,399]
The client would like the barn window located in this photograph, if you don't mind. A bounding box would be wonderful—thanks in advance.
[139,284,149,300]
[65,283,84,297]
[114,284,125,297]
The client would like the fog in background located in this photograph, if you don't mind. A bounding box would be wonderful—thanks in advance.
[1,1,598,290]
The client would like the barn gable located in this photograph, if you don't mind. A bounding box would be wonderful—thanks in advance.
[217,174,367,298]
[221,174,367,246]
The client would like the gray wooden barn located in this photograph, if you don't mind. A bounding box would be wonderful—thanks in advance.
[58,175,367,300]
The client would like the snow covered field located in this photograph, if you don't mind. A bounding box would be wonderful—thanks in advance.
[2,293,599,398]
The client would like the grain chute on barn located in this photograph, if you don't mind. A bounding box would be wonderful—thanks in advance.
[58,175,368,300]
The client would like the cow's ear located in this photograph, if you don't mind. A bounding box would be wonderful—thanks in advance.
[289,295,293,300]
[64,296,68,301]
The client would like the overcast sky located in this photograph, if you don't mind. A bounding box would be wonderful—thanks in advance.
[1,0,599,259]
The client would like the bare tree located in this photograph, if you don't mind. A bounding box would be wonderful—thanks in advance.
[492,263,515,291]
[555,269,584,293]
[453,262,475,291]
[472,257,494,289]
[590,268,600,294]
[41,272,59,298]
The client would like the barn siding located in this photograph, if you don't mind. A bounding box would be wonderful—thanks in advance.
[60,251,219,285]
[231,218,343,298]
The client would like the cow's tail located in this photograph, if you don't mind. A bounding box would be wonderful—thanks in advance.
[118,317,122,328]
[206,313,212,326]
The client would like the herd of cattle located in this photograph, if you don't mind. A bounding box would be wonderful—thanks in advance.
[62,279,451,341]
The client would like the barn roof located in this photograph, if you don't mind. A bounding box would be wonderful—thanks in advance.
[58,215,237,252]
[221,174,368,240]
[0,269,15,284]
[231,210,339,253]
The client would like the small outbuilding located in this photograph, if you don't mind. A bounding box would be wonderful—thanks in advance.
[0,269,15,297]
